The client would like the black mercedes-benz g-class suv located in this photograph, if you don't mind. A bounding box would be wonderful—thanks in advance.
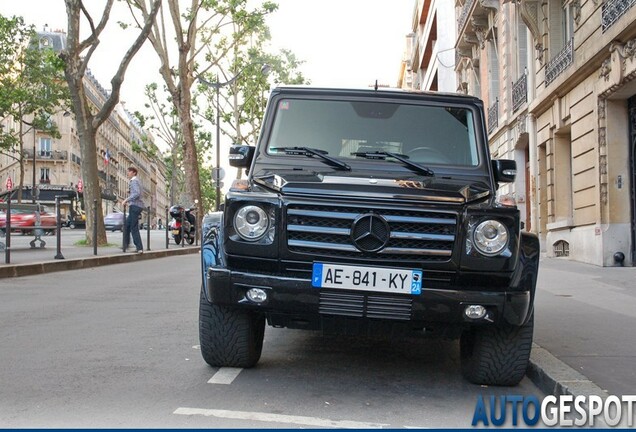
[199,86,539,386]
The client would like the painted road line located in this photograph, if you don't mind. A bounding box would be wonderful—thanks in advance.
[208,367,243,384]
[173,407,389,429]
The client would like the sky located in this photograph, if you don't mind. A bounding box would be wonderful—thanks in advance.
[1,0,415,112]
[1,1,415,187]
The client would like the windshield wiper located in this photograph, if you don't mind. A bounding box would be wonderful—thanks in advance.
[271,147,351,171]
[352,151,434,177]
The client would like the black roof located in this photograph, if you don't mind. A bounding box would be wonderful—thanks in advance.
[270,86,484,106]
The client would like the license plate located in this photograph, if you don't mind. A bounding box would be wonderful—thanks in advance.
[172,229,180,235]
[312,263,422,295]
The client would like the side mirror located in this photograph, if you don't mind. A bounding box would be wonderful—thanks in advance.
[229,145,255,168]
[492,159,517,184]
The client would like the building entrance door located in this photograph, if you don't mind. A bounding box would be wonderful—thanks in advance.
[628,96,636,264]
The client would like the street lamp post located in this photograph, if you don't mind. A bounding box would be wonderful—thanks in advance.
[199,64,270,211]
[32,125,37,203]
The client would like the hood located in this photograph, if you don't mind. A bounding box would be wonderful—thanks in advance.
[252,171,491,204]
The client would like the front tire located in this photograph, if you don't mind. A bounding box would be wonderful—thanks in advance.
[460,313,534,386]
[199,287,265,368]
[173,234,181,245]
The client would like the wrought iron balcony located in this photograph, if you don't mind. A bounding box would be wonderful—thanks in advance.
[512,74,527,113]
[545,39,574,86]
[22,149,68,160]
[458,0,476,36]
[488,98,499,134]
[602,0,636,32]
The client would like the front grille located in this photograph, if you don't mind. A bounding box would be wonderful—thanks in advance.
[319,291,412,321]
[286,204,457,262]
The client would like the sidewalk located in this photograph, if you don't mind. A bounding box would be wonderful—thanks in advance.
[532,257,636,397]
[0,228,198,278]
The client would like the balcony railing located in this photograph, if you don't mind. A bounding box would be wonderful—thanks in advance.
[22,149,68,160]
[512,74,527,112]
[488,98,499,134]
[545,38,574,86]
[458,0,475,36]
[602,0,636,32]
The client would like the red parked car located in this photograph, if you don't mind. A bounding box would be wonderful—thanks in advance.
[0,207,57,235]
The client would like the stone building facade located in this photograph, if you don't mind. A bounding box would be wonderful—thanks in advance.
[443,0,636,266]
[0,29,169,223]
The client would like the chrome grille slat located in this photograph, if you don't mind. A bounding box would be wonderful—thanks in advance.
[390,231,455,241]
[286,204,457,262]
[287,225,350,236]
[288,240,358,252]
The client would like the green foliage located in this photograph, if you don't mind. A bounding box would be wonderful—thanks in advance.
[0,14,70,155]
[196,2,309,148]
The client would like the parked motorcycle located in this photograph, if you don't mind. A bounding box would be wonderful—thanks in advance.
[169,205,196,245]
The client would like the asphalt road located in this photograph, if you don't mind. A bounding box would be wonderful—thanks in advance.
[0,255,544,428]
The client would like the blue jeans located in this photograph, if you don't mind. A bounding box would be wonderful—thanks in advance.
[125,205,143,251]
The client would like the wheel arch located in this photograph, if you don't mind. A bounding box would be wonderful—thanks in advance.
[201,211,226,299]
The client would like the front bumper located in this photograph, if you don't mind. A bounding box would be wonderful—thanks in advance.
[204,267,532,333]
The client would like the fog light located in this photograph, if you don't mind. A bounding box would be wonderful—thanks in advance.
[465,305,487,319]
[246,288,268,303]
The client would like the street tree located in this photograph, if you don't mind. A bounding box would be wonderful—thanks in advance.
[131,0,277,218]
[206,48,307,156]
[59,0,161,246]
[0,15,69,202]
[134,82,184,206]
[137,82,214,211]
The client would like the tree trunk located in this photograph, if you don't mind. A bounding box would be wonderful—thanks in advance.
[76,117,107,246]
[178,96,203,217]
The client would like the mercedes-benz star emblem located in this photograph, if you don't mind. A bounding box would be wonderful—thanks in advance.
[351,214,390,253]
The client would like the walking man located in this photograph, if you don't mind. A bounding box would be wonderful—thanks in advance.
[121,166,144,253]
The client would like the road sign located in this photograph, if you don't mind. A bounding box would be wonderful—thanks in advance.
[77,179,83,193]
[211,167,225,183]
[5,177,12,190]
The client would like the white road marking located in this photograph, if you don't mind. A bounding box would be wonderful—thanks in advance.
[207,367,243,384]
[173,407,389,429]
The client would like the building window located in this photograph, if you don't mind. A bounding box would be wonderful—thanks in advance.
[515,11,528,77]
[39,137,51,157]
[40,168,50,184]
[488,37,500,103]
[553,130,573,222]
[553,240,570,257]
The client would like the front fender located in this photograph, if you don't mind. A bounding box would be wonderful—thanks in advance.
[200,211,226,295]
[504,231,540,325]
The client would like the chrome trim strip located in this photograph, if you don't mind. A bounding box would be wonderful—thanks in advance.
[390,232,455,242]
[287,225,350,236]
[288,240,358,252]
[381,247,452,256]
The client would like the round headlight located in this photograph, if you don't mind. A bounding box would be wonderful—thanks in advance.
[234,205,269,241]
[473,220,508,256]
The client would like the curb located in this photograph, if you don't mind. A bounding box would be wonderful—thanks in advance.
[527,343,607,398]
[0,246,199,279]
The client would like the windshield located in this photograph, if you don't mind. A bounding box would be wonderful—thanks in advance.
[267,98,479,167]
